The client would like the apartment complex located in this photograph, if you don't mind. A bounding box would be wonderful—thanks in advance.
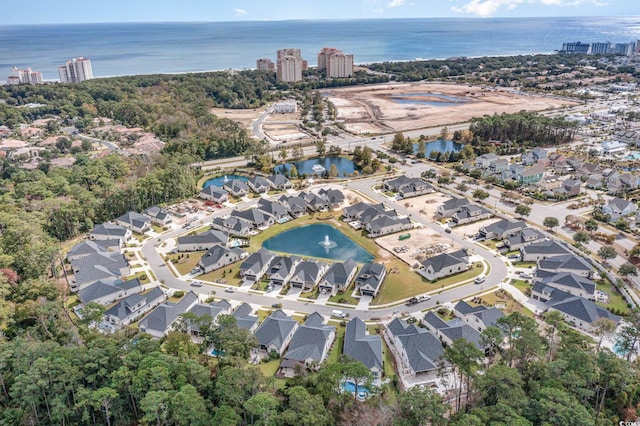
[58,57,94,83]
[7,66,43,85]
[256,58,275,71]
[276,48,307,83]
[317,47,354,78]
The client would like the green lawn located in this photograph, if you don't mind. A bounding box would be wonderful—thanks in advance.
[124,270,151,285]
[381,339,396,378]
[151,224,165,234]
[166,252,206,275]
[595,278,631,316]
[257,359,280,377]
[327,326,346,364]
[510,279,531,295]
[200,263,242,285]
[512,261,536,268]
[373,261,484,306]
[300,288,319,300]
[473,291,534,318]
[328,286,360,305]
[481,240,498,250]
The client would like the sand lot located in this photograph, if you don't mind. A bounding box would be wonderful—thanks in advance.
[376,228,457,267]
[451,217,501,239]
[323,82,577,134]
[211,107,266,128]
[398,192,451,220]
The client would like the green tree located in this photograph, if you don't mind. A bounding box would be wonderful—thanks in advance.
[289,165,299,179]
[619,262,638,277]
[328,164,339,178]
[439,126,449,140]
[480,326,503,367]
[597,246,617,263]
[315,140,326,156]
[278,148,288,162]
[171,384,211,426]
[444,338,483,412]
[585,219,599,232]
[392,132,406,151]
[573,231,590,245]
[396,387,448,426]
[543,216,559,231]
[79,302,105,329]
[514,204,531,219]
[593,317,618,352]
[474,364,526,410]
[472,189,489,201]
[244,392,279,426]
[279,386,334,426]
[213,405,242,426]
[417,140,426,159]
[615,324,640,362]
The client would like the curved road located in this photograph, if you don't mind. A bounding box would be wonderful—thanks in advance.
[141,178,508,321]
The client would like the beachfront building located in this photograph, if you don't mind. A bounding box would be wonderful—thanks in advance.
[256,58,275,71]
[7,66,43,85]
[317,47,354,78]
[58,57,94,83]
[276,48,307,83]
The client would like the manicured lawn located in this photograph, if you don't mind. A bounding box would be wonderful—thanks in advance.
[481,240,498,250]
[382,339,396,378]
[300,288,319,300]
[328,286,360,305]
[510,279,531,295]
[199,263,242,285]
[327,326,346,364]
[257,309,273,323]
[257,359,280,377]
[151,224,165,234]
[372,261,484,306]
[124,270,151,285]
[132,232,148,243]
[596,278,631,316]
[166,252,206,275]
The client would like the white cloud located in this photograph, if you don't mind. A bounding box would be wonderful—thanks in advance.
[387,0,406,8]
[452,0,606,17]
[234,8,247,16]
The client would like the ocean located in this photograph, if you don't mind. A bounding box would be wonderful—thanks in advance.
[1,17,639,81]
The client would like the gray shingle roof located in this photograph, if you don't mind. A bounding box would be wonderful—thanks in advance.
[539,272,596,295]
[284,313,335,363]
[104,286,164,320]
[178,229,229,247]
[521,240,571,257]
[481,219,526,238]
[200,185,228,198]
[78,278,141,304]
[67,239,120,260]
[90,223,129,238]
[439,325,482,349]
[257,199,289,218]
[355,262,386,291]
[420,249,468,273]
[241,248,275,275]
[253,310,298,351]
[143,206,170,221]
[72,252,129,286]
[232,303,258,330]
[290,260,327,284]
[267,174,291,188]
[116,211,150,229]
[321,260,358,287]
[231,208,273,226]
[548,296,621,325]
[537,254,592,272]
[138,291,199,335]
[389,318,445,373]
[441,197,470,212]
[344,317,383,371]
[423,311,449,330]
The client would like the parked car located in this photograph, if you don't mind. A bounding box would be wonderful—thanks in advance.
[474,275,486,284]
[224,287,235,293]
[406,297,419,306]
[190,280,203,287]
[417,295,431,302]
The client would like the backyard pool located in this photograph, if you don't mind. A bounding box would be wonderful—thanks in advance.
[341,381,370,394]
[202,174,248,188]
[262,223,374,263]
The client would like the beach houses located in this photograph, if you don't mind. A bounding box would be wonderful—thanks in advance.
[453,300,505,333]
[138,291,200,338]
[520,239,571,262]
[532,271,597,301]
[247,175,272,194]
[538,288,621,333]
[266,256,302,286]
[478,219,527,241]
[436,197,471,218]
[223,179,250,197]
[602,198,638,223]
[78,278,142,306]
[231,303,259,332]
[89,223,132,243]
[70,251,130,289]
[503,228,545,251]
[451,204,492,226]
[230,208,275,230]
[257,199,290,222]
[266,174,292,190]
[211,216,253,237]
[423,312,483,350]
[142,206,172,226]
[418,249,469,281]
[384,176,433,199]
[278,313,335,377]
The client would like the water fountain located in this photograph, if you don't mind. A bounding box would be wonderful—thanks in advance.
[312,164,326,173]
[319,234,337,249]
[223,175,229,182]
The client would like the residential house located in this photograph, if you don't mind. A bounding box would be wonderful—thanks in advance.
[520,239,571,262]
[418,249,469,281]
[453,300,505,333]
[198,245,246,274]
[436,197,470,218]
[277,195,308,217]
[289,260,329,291]
[537,254,593,278]
[586,175,604,190]
[222,179,250,198]
[521,152,536,166]
[365,214,412,237]
[385,318,445,386]
[232,302,259,332]
[602,198,638,223]
[532,271,596,301]
[384,176,433,198]
[489,158,509,174]
[503,228,545,251]
[138,291,200,338]
[230,208,275,230]
[267,256,302,286]
[542,288,621,332]
[619,173,640,190]
[89,223,132,243]
[532,147,547,162]
[142,206,172,226]
[279,313,336,377]
[501,164,525,182]
[423,312,483,349]
[566,155,583,171]
[343,318,383,381]
[318,260,358,295]
[479,219,527,241]
[200,186,228,204]
[300,191,329,212]
[451,204,492,226]
[267,174,292,190]
[240,248,275,282]
[343,202,387,222]
[66,239,121,262]
[177,229,229,252]
[185,300,231,338]
[104,286,166,329]
[538,175,565,192]
[71,252,130,289]
[318,188,345,208]
[575,163,601,180]
[247,176,272,194]
[78,278,142,306]
[475,153,499,169]
[354,262,387,297]
[256,198,290,222]
[607,179,624,196]
[253,310,299,356]
[559,179,582,197]
[115,211,151,234]
[211,216,253,236]
[602,140,627,155]
[517,164,545,185]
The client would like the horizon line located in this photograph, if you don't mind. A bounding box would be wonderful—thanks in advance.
[1,14,638,27]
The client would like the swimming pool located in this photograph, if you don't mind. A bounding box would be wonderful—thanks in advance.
[341,381,370,394]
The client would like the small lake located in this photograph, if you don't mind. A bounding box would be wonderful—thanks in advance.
[388,92,468,107]
[413,139,464,155]
[202,174,248,189]
[275,157,360,176]
[262,223,374,263]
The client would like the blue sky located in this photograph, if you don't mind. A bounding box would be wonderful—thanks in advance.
[2,0,637,24]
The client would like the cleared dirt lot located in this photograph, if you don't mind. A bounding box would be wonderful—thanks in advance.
[376,228,457,267]
[211,107,266,128]
[324,82,577,134]
[399,192,450,220]
[451,217,501,239]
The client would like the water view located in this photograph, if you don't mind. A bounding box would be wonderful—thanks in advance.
[388,92,468,107]
[202,174,248,188]
[262,223,374,263]
[413,139,464,155]
[275,157,360,176]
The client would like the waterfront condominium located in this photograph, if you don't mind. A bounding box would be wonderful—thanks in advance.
[6,66,43,85]
[58,57,94,83]
[276,48,307,83]
[317,47,354,78]
[256,58,275,71]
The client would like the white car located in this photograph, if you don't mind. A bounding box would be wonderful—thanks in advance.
[474,275,486,284]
